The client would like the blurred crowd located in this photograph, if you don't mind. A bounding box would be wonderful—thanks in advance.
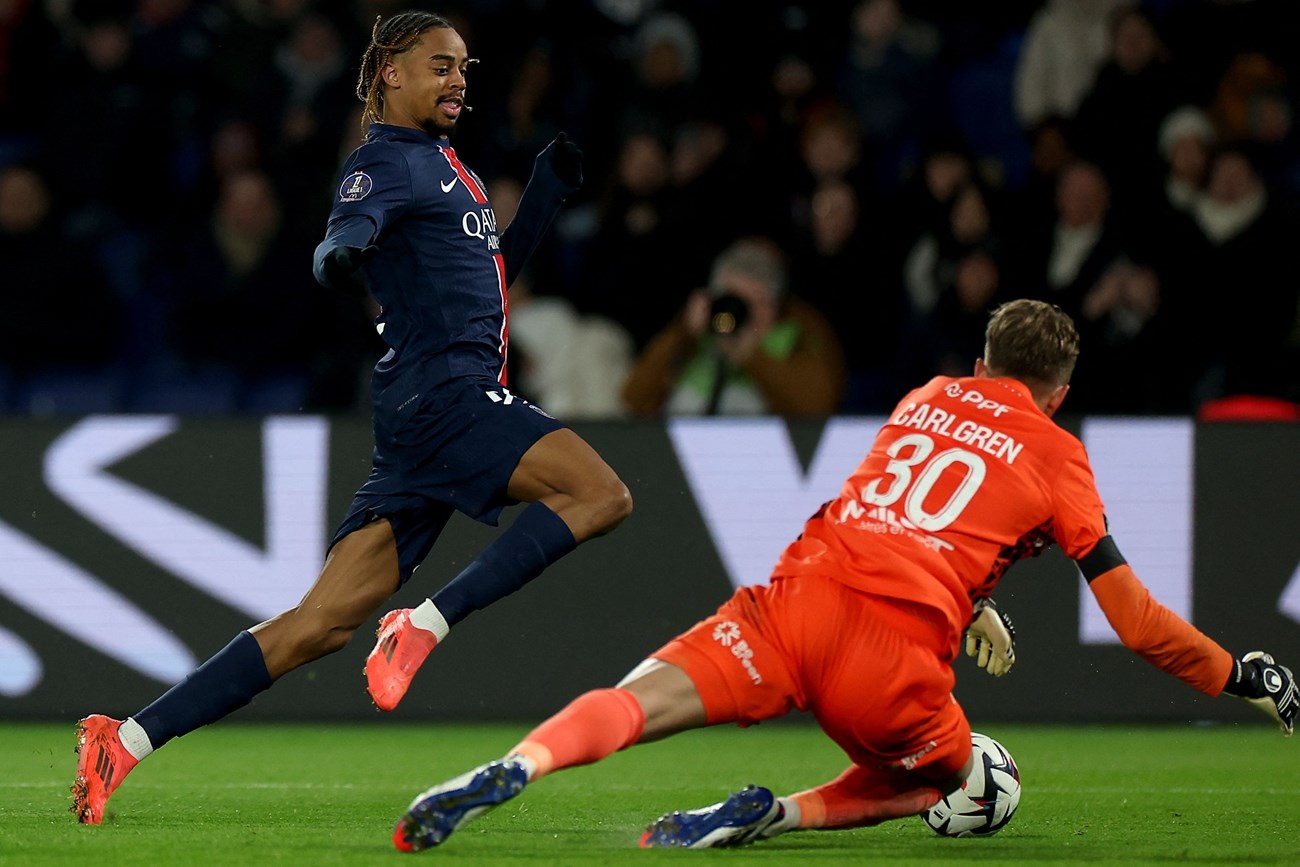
[1,0,1298,418]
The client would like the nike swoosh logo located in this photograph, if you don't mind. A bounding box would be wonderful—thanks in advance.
[440,177,457,193]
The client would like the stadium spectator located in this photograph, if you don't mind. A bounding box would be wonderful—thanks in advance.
[1011,159,1124,321]
[621,11,706,137]
[1012,0,1129,130]
[1156,105,1216,215]
[158,166,367,408]
[125,0,223,212]
[836,0,943,189]
[1202,51,1300,206]
[887,133,981,277]
[571,128,692,351]
[900,247,1012,387]
[1209,51,1288,147]
[621,236,847,417]
[256,10,356,228]
[1071,4,1182,230]
[796,100,871,202]
[203,0,313,113]
[902,178,1003,321]
[1069,257,1191,414]
[747,44,826,173]
[0,164,122,377]
[1185,145,1300,406]
[41,5,166,231]
[789,176,901,411]
[1006,114,1078,238]
[667,118,756,248]
[1121,105,1220,325]
[388,298,1299,853]
[894,176,1015,385]
[173,115,266,225]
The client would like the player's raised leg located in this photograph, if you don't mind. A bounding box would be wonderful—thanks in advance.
[71,519,401,824]
[367,428,631,710]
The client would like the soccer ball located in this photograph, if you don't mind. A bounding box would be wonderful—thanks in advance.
[921,731,1021,837]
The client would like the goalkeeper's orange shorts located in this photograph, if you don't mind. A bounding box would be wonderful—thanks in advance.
[651,573,971,782]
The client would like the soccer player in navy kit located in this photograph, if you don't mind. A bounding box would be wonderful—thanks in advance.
[71,11,632,825]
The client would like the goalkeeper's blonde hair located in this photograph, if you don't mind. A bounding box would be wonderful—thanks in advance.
[983,300,1080,391]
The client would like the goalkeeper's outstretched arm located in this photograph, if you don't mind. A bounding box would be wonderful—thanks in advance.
[1081,535,1297,736]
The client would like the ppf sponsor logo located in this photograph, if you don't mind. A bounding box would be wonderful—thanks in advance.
[711,620,762,684]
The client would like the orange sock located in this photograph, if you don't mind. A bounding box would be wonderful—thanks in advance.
[509,688,645,780]
[790,765,942,830]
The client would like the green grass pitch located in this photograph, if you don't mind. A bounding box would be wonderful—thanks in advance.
[4,721,1298,865]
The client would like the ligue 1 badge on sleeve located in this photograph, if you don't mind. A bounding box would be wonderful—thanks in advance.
[340,171,373,202]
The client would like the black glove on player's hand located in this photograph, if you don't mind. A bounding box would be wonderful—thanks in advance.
[543,132,583,190]
[320,245,377,293]
[1223,651,1298,736]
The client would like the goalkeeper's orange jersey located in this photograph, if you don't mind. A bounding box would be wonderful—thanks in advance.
[773,374,1107,650]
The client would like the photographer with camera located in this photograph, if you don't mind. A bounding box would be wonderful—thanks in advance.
[621,236,847,416]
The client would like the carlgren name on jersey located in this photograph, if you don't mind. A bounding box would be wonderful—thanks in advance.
[890,388,1025,466]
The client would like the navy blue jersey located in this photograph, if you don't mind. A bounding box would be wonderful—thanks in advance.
[316,124,571,393]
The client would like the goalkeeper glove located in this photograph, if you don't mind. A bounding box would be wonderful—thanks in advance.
[1222,651,1297,737]
[965,598,1016,677]
[319,244,377,293]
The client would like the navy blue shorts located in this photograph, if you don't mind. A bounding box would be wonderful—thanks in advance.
[330,376,566,584]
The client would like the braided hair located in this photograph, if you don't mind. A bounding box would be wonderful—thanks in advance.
[356,11,454,125]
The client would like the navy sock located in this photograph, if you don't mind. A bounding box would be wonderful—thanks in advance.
[133,630,272,749]
[432,502,578,627]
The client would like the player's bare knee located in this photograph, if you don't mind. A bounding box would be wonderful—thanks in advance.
[592,478,632,532]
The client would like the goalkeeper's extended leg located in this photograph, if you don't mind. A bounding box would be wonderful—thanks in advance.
[641,763,950,848]
[775,764,949,832]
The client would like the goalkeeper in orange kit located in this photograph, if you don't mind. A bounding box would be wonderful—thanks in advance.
[389,299,1298,852]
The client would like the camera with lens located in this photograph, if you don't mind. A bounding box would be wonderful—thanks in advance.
[708,293,750,335]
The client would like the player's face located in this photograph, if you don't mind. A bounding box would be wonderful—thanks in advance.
[383,27,473,136]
